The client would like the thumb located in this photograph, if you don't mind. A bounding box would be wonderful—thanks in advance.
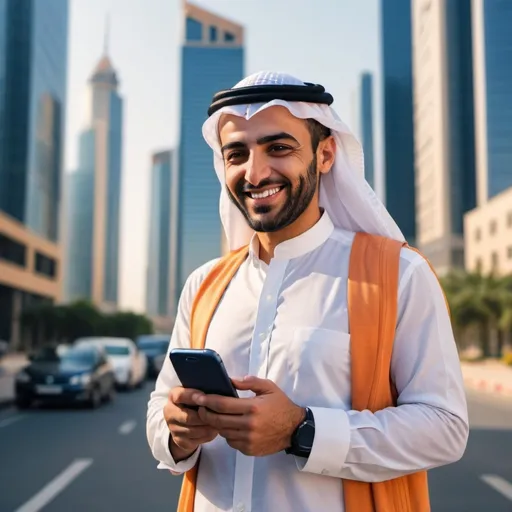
[231,376,276,395]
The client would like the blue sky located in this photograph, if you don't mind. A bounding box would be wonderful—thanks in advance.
[66,0,382,312]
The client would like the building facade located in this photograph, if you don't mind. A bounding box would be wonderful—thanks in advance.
[176,1,244,309]
[472,0,512,206]
[359,72,375,190]
[380,0,416,245]
[146,150,175,319]
[0,0,68,348]
[65,53,123,311]
[412,0,476,274]
[464,186,512,276]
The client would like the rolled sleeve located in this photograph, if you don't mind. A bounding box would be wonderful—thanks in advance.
[295,406,351,476]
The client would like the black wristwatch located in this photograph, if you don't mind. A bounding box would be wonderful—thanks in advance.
[285,407,315,458]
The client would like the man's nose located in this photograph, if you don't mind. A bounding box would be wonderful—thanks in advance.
[244,152,271,186]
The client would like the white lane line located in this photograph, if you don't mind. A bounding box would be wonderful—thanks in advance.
[0,414,25,429]
[481,474,512,501]
[119,420,136,435]
[14,458,93,512]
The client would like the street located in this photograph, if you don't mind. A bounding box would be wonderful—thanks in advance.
[0,384,511,512]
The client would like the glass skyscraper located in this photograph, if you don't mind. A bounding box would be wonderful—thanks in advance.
[380,0,416,245]
[65,52,123,309]
[359,72,375,190]
[412,0,476,274]
[176,2,244,308]
[146,150,175,318]
[473,0,512,205]
[0,0,68,242]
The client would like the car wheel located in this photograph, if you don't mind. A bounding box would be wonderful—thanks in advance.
[104,384,116,403]
[88,387,102,409]
[15,398,31,410]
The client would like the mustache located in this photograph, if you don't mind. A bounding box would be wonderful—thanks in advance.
[236,178,290,195]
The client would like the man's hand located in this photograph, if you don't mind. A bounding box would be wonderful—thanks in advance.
[194,376,305,457]
[164,387,218,461]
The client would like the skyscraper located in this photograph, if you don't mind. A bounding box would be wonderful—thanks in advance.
[0,0,68,348]
[65,48,123,310]
[380,0,416,244]
[472,0,512,205]
[359,72,375,190]
[146,150,176,319]
[412,0,476,273]
[176,2,244,307]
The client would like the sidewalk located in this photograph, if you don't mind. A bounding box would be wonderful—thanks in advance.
[0,353,29,409]
[461,359,512,397]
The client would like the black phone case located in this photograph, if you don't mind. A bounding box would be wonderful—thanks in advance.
[169,348,239,398]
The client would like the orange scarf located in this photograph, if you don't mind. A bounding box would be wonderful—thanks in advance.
[177,232,435,512]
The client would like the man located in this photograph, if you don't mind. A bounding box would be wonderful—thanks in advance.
[147,71,469,512]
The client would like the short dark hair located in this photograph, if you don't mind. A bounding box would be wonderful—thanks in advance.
[305,119,331,151]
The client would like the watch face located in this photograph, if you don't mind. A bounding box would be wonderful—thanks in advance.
[297,421,315,450]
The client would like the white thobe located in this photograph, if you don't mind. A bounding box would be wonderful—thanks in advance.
[146,211,469,512]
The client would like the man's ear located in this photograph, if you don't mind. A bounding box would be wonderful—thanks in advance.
[317,136,336,175]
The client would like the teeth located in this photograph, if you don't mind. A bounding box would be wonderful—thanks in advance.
[250,187,281,199]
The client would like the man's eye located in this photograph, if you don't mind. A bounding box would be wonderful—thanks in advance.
[269,145,289,153]
[227,151,243,161]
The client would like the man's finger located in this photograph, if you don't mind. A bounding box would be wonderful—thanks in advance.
[170,387,205,406]
[199,407,249,430]
[167,404,205,427]
[231,376,276,395]
[171,424,217,441]
[194,394,254,414]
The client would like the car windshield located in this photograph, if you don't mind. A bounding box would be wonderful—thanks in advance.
[104,345,130,356]
[60,348,96,366]
[136,336,169,352]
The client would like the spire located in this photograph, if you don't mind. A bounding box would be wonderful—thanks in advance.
[104,13,110,55]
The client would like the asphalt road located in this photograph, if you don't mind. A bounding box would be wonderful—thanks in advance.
[0,384,511,512]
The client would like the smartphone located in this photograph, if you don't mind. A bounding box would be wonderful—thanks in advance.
[169,348,239,399]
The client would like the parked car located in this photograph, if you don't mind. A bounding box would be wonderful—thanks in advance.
[75,337,147,389]
[135,334,170,379]
[14,344,116,409]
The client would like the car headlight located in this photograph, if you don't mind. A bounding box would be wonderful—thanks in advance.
[69,373,92,385]
[16,371,31,383]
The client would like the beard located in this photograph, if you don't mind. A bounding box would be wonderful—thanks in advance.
[225,156,318,233]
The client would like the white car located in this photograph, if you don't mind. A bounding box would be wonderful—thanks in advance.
[74,337,147,389]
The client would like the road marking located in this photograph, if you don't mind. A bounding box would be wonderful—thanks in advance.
[119,420,136,435]
[481,474,512,501]
[0,414,25,429]
[14,459,93,512]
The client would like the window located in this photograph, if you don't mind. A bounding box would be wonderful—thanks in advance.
[186,17,202,42]
[508,246,512,259]
[490,220,497,235]
[35,252,57,278]
[507,211,512,227]
[475,258,483,272]
[491,252,499,271]
[475,228,481,241]
[224,31,235,42]
[209,26,217,42]
[0,233,26,266]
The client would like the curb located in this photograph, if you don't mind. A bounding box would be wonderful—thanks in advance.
[464,376,512,397]
[0,399,14,411]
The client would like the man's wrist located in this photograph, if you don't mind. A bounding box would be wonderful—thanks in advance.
[168,433,197,462]
[285,406,315,457]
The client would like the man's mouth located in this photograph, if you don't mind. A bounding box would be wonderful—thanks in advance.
[245,186,285,200]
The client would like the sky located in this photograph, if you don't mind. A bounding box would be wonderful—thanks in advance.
[65,0,382,313]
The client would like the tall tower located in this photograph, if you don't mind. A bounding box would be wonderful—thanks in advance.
[412,0,476,274]
[472,0,512,206]
[380,0,416,245]
[65,39,123,310]
[0,0,69,348]
[146,149,176,319]
[175,1,244,310]
[359,72,375,190]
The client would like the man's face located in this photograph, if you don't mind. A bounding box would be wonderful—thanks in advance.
[219,107,332,233]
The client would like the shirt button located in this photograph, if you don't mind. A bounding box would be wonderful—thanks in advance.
[236,503,245,512]
[259,332,265,339]
[321,469,329,476]
[266,294,272,301]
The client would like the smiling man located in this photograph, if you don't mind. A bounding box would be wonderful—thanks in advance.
[146,71,469,512]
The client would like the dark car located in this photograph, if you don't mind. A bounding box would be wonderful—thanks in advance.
[136,334,170,378]
[14,344,116,409]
